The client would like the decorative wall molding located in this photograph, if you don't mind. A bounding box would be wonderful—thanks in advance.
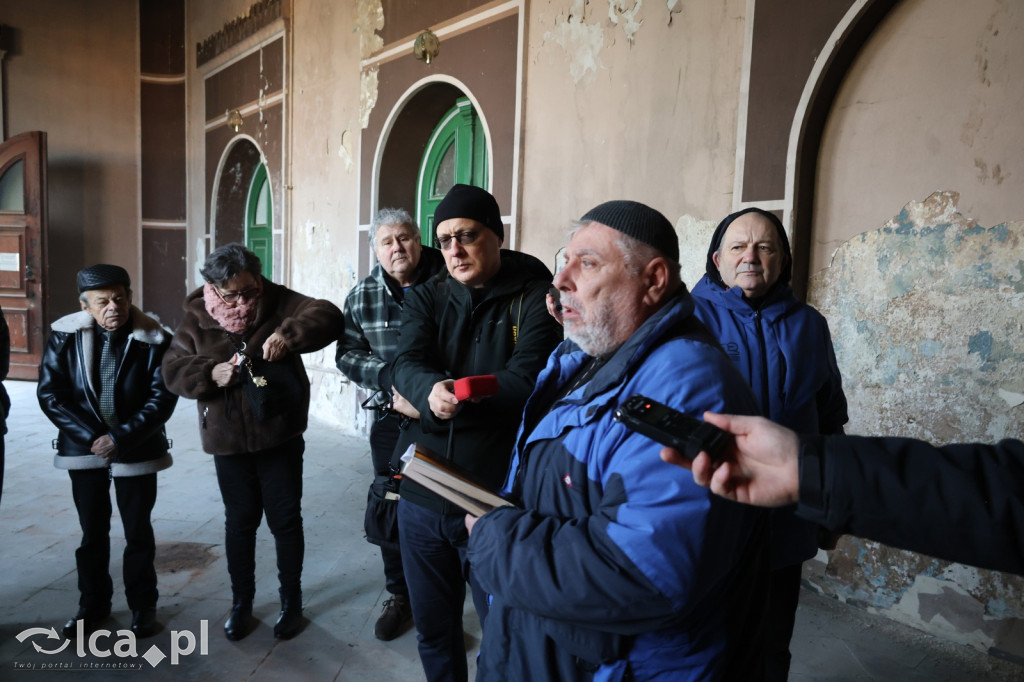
[196,0,282,67]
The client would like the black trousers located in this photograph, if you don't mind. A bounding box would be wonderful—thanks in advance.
[214,436,305,602]
[764,562,803,681]
[69,469,158,612]
[369,414,407,598]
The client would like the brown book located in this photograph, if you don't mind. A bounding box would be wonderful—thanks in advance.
[399,443,514,517]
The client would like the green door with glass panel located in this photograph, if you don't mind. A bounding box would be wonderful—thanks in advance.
[246,164,272,275]
[416,97,488,244]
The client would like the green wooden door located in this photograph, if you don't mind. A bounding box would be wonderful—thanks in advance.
[246,164,272,275]
[416,97,488,243]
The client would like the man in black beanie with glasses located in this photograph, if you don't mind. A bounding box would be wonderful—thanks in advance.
[391,184,562,682]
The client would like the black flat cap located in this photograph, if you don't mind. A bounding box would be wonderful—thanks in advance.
[77,264,131,293]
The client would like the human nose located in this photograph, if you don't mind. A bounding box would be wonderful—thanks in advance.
[552,265,572,291]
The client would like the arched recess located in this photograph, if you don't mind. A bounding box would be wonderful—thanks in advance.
[784,0,899,297]
[210,136,271,276]
[374,79,493,223]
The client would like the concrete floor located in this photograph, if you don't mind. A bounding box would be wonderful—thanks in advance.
[0,379,1019,680]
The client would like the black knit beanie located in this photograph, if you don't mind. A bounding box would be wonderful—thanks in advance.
[433,184,504,242]
[705,207,792,287]
[580,200,679,262]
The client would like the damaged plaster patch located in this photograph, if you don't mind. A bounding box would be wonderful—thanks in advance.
[674,213,717,288]
[998,387,1024,407]
[667,0,682,25]
[360,68,379,129]
[355,0,384,59]
[890,575,996,650]
[339,130,354,172]
[544,0,606,84]
[608,0,644,45]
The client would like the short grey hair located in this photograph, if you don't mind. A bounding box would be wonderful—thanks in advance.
[568,220,683,282]
[200,243,262,285]
[369,208,419,249]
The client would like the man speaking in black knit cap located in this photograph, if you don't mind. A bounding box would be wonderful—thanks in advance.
[466,201,770,681]
[390,184,563,682]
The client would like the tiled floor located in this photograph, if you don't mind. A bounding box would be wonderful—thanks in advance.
[0,380,1018,680]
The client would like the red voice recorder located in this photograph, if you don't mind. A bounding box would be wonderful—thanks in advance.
[453,375,499,401]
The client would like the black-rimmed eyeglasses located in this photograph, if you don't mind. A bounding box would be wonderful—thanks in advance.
[434,230,480,251]
[214,287,260,304]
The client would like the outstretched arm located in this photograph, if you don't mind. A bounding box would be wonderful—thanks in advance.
[661,411,800,507]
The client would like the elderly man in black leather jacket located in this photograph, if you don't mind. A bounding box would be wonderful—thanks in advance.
[37,264,177,639]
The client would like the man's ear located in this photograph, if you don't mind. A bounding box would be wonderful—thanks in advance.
[712,250,722,270]
[80,298,89,312]
[641,258,671,306]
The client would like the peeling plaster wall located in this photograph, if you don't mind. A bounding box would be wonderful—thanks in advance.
[518,0,745,263]
[813,0,1024,276]
[288,0,366,426]
[807,191,1024,658]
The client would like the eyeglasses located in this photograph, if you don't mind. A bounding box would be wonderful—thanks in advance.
[434,230,481,251]
[214,287,260,304]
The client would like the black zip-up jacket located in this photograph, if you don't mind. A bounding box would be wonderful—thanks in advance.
[392,250,563,513]
[37,307,177,476]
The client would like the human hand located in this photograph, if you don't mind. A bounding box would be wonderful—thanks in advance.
[391,387,420,419]
[91,434,117,461]
[545,291,564,326]
[660,412,800,507]
[262,332,289,362]
[428,379,459,420]
[464,513,478,535]
[212,362,240,387]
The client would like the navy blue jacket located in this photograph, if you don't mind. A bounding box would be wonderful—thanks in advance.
[468,291,768,681]
[691,275,848,566]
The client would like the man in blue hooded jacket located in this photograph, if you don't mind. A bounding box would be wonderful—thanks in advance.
[690,207,848,680]
[467,201,769,681]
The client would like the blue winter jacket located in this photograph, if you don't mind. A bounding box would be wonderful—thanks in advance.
[691,274,848,566]
[467,291,769,682]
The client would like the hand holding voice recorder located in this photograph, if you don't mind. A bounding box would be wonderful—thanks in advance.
[613,394,729,461]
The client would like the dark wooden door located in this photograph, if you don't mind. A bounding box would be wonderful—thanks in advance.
[0,131,48,380]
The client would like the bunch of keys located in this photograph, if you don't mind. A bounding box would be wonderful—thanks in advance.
[231,343,268,387]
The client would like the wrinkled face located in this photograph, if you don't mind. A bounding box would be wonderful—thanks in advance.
[712,212,787,299]
[213,270,263,307]
[81,286,132,331]
[435,217,502,288]
[375,223,422,285]
[553,222,647,357]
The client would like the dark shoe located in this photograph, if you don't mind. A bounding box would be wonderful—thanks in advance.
[273,595,303,640]
[374,594,412,641]
[131,606,159,638]
[224,600,254,641]
[62,607,111,638]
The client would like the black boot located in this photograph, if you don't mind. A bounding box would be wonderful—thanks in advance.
[273,592,303,640]
[224,599,254,641]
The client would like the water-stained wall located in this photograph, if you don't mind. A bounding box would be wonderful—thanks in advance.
[807,191,1024,660]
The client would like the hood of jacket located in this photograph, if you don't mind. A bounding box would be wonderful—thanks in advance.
[704,207,793,291]
[691,274,803,321]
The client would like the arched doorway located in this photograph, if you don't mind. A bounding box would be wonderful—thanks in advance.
[415,97,488,242]
[246,163,273,275]
[212,138,273,278]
